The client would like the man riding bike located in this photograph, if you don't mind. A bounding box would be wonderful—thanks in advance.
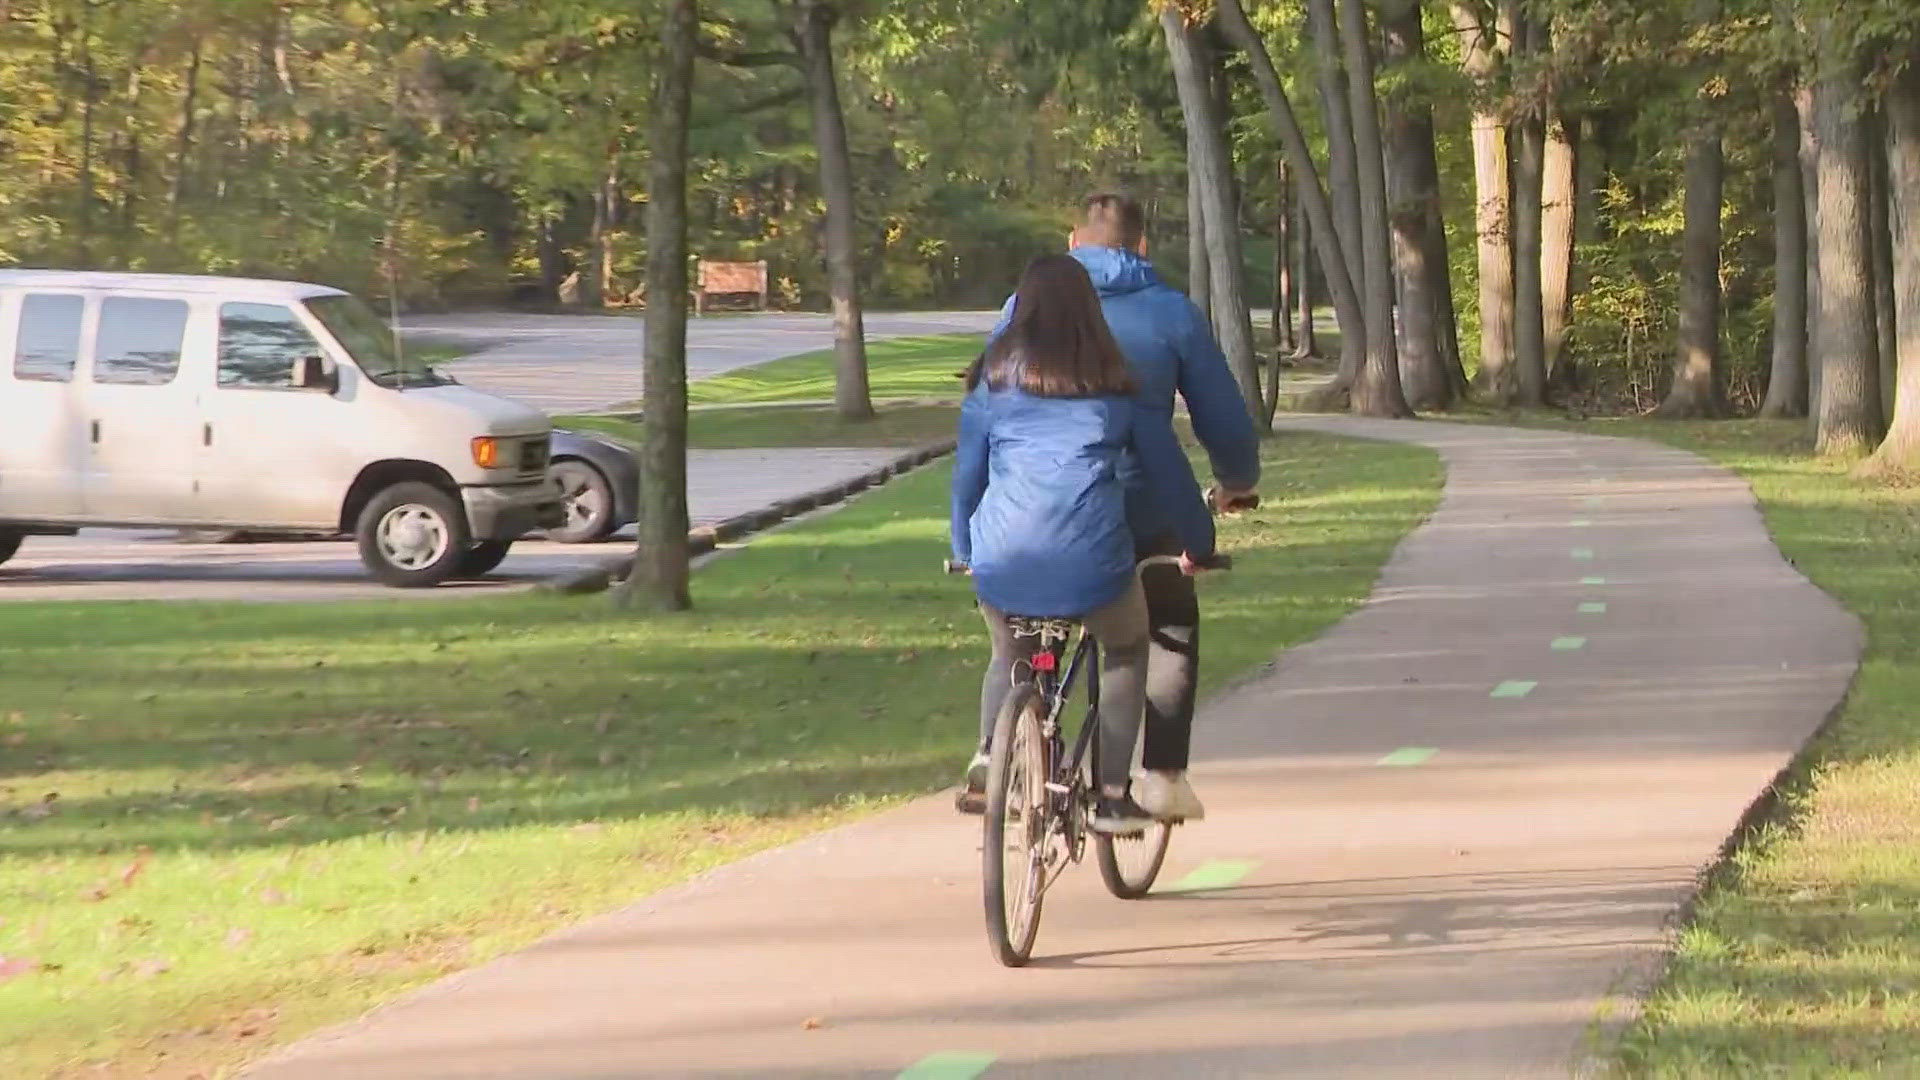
[962,192,1262,822]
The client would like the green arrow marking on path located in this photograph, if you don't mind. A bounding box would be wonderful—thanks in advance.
[1571,519,1592,527]
[1169,860,1259,893]
[1552,637,1587,651]
[899,1052,997,1080]
[1378,747,1437,766]
[1582,576,1608,586]
[1492,680,1538,699]
[1572,548,1595,560]
[1579,602,1608,614]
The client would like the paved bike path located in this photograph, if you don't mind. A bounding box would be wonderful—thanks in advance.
[248,419,1861,1079]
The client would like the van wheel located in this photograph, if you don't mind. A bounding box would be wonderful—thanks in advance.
[0,530,22,567]
[456,540,513,579]
[548,459,615,543]
[356,482,470,588]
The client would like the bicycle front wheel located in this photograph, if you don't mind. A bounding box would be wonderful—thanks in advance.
[983,683,1049,967]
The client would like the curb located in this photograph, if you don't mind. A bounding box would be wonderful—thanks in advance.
[543,437,958,594]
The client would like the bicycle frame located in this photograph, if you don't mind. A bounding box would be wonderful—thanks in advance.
[1011,621,1102,867]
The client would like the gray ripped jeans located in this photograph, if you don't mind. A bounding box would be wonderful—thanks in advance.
[978,579,1150,791]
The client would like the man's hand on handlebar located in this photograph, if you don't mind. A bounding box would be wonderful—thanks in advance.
[1178,551,1233,576]
[1206,485,1261,515]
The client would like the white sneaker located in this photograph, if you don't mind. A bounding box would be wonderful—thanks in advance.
[1134,770,1206,822]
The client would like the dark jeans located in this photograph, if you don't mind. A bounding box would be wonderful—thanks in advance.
[1136,532,1201,772]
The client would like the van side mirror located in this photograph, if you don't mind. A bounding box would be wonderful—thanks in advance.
[293,355,337,393]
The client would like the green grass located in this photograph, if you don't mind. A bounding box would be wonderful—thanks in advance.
[686,333,983,406]
[0,431,1440,1078]
[561,403,961,450]
[1446,412,1920,1076]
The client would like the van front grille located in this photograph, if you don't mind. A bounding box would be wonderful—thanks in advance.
[519,436,550,474]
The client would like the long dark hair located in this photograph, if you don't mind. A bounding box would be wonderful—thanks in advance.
[966,255,1136,398]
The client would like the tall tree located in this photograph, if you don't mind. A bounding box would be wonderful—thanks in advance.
[617,0,697,612]
[790,0,874,421]
[1862,55,1920,474]
[1337,0,1411,416]
[1810,30,1884,455]
[1870,106,1897,426]
[1186,173,1212,315]
[1452,2,1513,396]
[1305,0,1362,301]
[1541,114,1577,389]
[1799,81,1825,429]
[1380,0,1454,410]
[1216,0,1367,401]
[1508,10,1549,408]
[1161,5,1264,424]
[1760,90,1809,418]
[1655,0,1728,418]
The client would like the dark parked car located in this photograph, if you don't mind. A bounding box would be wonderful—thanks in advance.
[546,428,637,543]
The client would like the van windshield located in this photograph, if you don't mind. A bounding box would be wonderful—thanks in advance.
[306,294,449,389]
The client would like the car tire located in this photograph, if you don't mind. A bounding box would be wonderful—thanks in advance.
[548,459,616,543]
[355,481,471,588]
[0,530,21,567]
[455,540,513,579]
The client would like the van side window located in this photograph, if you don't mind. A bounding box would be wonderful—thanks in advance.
[219,303,323,389]
[14,293,85,382]
[93,297,189,385]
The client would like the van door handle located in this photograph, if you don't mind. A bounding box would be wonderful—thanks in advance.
[90,420,100,444]
[203,423,212,447]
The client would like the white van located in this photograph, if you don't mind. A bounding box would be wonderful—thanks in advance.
[0,270,561,587]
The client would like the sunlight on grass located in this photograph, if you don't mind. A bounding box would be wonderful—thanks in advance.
[0,431,1438,1078]
[687,333,982,405]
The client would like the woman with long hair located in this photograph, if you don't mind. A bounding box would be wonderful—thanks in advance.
[950,254,1217,834]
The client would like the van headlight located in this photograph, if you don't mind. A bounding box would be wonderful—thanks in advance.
[471,437,500,468]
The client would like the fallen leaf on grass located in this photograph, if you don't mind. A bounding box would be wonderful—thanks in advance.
[120,846,153,887]
[135,958,171,979]
[0,957,39,982]
[225,928,254,949]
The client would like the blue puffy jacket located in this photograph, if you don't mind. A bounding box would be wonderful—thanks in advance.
[991,245,1262,543]
[950,383,1216,617]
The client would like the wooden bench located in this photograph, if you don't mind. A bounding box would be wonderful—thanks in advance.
[694,259,770,315]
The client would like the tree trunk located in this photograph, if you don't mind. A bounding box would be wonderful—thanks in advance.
[1306,0,1363,302]
[1337,0,1411,417]
[1506,12,1549,409]
[78,0,96,266]
[1655,2,1728,420]
[1161,7,1265,424]
[585,175,610,308]
[1452,2,1512,396]
[1275,159,1295,356]
[1541,113,1577,390]
[168,40,201,236]
[1811,40,1885,456]
[1296,187,1320,358]
[1218,0,1367,400]
[616,0,698,612]
[1799,82,1824,430]
[1871,108,1897,426]
[1760,90,1809,418]
[795,0,873,422]
[536,212,566,304]
[1380,0,1451,410]
[1187,175,1211,313]
[1863,57,1920,474]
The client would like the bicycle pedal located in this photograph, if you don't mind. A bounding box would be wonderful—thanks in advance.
[954,790,986,816]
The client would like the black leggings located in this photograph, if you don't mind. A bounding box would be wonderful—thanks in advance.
[1137,533,1201,772]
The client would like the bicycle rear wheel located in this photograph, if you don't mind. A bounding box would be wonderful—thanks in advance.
[1094,724,1172,900]
[983,683,1049,967]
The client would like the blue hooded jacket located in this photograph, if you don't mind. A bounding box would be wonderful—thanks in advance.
[990,246,1262,542]
[949,383,1215,618]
